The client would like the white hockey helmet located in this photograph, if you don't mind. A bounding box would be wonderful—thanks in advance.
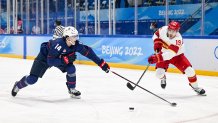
[63,26,79,38]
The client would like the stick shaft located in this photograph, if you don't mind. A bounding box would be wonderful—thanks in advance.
[132,63,150,89]
[111,70,174,105]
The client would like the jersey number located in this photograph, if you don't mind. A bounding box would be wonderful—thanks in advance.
[176,40,182,46]
[55,44,62,51]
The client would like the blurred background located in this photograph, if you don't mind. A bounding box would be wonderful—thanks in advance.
[0,0,218,36]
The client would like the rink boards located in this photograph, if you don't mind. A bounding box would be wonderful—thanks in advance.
[0,35,217,76]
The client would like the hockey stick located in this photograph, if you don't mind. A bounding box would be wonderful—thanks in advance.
[126,63,150,90]
[110,70,177,106]
[127,51,158,90]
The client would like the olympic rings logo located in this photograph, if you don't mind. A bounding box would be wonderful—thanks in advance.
[214,46,218,59]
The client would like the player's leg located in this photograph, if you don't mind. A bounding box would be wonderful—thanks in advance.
[185,67,205,95]
[156,68,167,89]
[11,53,49,97]
[58,65,81,98]
[172,54,206,95]
[11,75,38,96]
[155,61,169,89]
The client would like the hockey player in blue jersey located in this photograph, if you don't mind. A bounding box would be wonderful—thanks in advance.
[11,26,110,99]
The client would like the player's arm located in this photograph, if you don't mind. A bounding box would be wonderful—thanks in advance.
[75,41,100,64]
[153,39,163,53]
[148,45,178,64]
[152,29,167,53]
[162,44,180,60]
[148,40,181,64]
[75,41,110,73]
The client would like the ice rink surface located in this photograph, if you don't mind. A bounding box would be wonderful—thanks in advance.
[1,57,218,123]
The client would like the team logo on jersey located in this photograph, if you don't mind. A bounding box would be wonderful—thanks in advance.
[63,49,66,52]
[214,46,218,59]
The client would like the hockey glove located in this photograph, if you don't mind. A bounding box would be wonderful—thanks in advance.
[154,38,163,53]
[99,59,110,73]
[62,52,77,65]
[148,53,163,64]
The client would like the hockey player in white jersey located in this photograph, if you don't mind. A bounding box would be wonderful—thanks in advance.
[147,21,206,95]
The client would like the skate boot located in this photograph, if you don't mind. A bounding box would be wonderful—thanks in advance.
[11,76,28,97]
[194,87,206,96]
[68,88,81,99]
[189,84,206,96]
[160,76,166,89]
[11,82,19,97]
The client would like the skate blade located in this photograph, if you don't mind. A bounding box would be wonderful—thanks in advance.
[197,93,207,96]
[70,94,81,99]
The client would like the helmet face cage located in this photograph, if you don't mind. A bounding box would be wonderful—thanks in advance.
[63,26,79,39]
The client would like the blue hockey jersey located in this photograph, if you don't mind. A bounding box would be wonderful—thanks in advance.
[40,38,102,67]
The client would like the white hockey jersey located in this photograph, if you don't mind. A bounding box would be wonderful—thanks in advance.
[152,26,184,61]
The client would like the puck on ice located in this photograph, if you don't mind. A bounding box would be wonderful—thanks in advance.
[129,107,134,110]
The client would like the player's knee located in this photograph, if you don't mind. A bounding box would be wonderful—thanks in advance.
[67,73,76,78]
[184,67,195,77]
[66,66,76,81]
[67,72,76,81]
[26,75,38,85]
[66,65,76,73]
[156,68,165,79]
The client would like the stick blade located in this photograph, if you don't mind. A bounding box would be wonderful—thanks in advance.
[171,103,177,107]
[126,83,135,90]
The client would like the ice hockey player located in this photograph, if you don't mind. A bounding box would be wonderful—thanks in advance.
[147,21,206,95]
[11,26,110,99]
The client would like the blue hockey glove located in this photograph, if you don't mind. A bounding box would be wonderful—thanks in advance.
[99,59,110,73]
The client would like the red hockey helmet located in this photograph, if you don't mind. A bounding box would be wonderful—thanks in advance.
[168,21,180,31]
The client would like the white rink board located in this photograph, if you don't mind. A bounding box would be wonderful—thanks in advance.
[0,35,218,73]
[184,38,218,71]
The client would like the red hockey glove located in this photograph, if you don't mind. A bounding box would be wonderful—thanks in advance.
[62,52,77,65]
[154,38,163,53]
[99,59,110,73]
[148,54,163,64]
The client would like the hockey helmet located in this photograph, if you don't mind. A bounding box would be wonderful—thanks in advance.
[63,26,78,38]
[168,21,180,31]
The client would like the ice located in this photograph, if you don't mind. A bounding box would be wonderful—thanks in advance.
[0,57,218,123]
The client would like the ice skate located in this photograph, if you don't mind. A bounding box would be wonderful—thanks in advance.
[69,88,81,99]
[11,82,19,97]
[193,87,206,96]
[189,84,206,96]
[160,77,166,89]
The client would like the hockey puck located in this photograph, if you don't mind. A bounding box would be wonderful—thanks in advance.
[129,107,134,110]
